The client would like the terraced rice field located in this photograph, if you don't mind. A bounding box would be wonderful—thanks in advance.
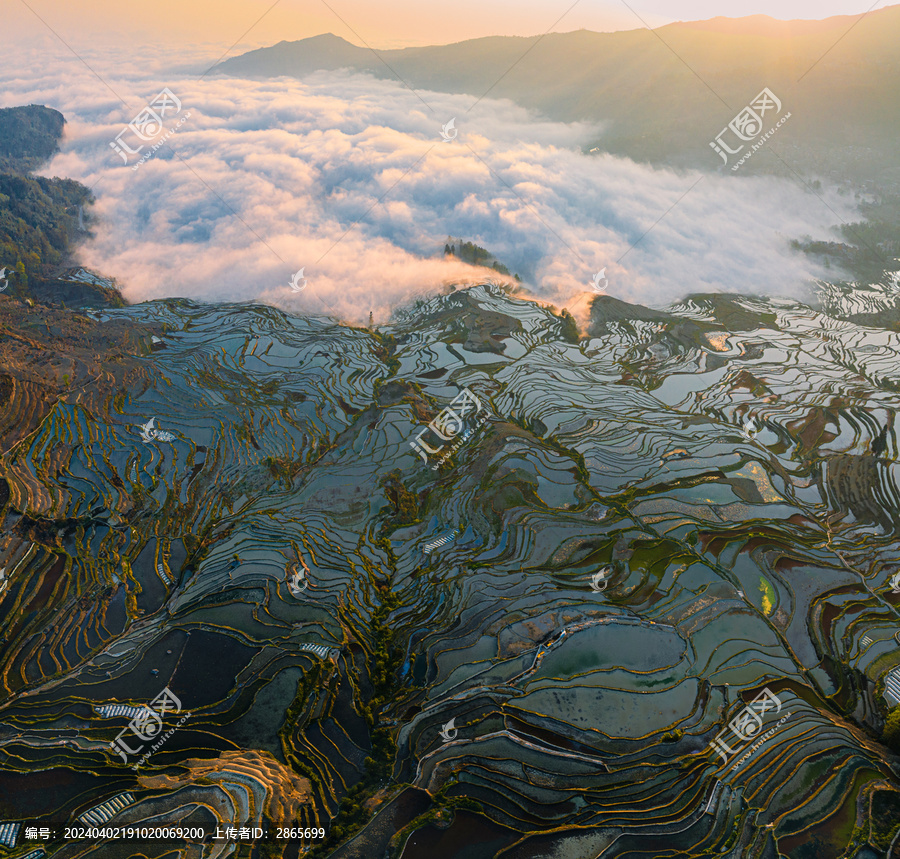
[1,281,900,857]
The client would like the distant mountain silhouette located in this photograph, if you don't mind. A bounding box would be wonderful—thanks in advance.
[668,11,878,38]
[213,6,900,182]
[216,32,372,78]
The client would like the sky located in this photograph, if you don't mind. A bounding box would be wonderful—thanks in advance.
[3,0,889,53]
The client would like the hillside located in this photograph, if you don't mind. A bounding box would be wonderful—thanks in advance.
[213,6,900,184]
[2,282,900,853]
[0,105,122,308]
[0,104,65,173]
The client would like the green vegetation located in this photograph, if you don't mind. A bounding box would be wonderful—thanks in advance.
[870,790,900,850]
[263,454,302,486]
[0,104,65,172]
[758,576,776,616]
[379,469,420,532]
[307,540,405,857]
[844,788,900,854]
[792,200,900,285]
[660,729,684,743]
[0,104,123,309]
[0,172,90,285]
[444,237,519,281]
[388,787,483,858]
[559,308,580,344]
[882,705,900,753]
[0,105,124,307]
[373,331,401,376]
[0,106,85,285]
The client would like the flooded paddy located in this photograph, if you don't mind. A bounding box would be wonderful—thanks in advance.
[2,281,900,855]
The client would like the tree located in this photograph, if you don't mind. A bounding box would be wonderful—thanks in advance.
[883,706,900,753]
[559,309,580,345]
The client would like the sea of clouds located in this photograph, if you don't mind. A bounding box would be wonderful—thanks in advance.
[0,41,857,325]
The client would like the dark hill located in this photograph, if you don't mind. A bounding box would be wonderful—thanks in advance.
[0,104,65,173]
[0,105,121,309]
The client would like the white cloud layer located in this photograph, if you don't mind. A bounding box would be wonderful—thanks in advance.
[0,45,856,325]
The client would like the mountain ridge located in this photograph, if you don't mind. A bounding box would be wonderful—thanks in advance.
[212,6,900,182]
[666,9,890,37]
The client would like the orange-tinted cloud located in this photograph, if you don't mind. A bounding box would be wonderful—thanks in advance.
[2,46,857,326]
